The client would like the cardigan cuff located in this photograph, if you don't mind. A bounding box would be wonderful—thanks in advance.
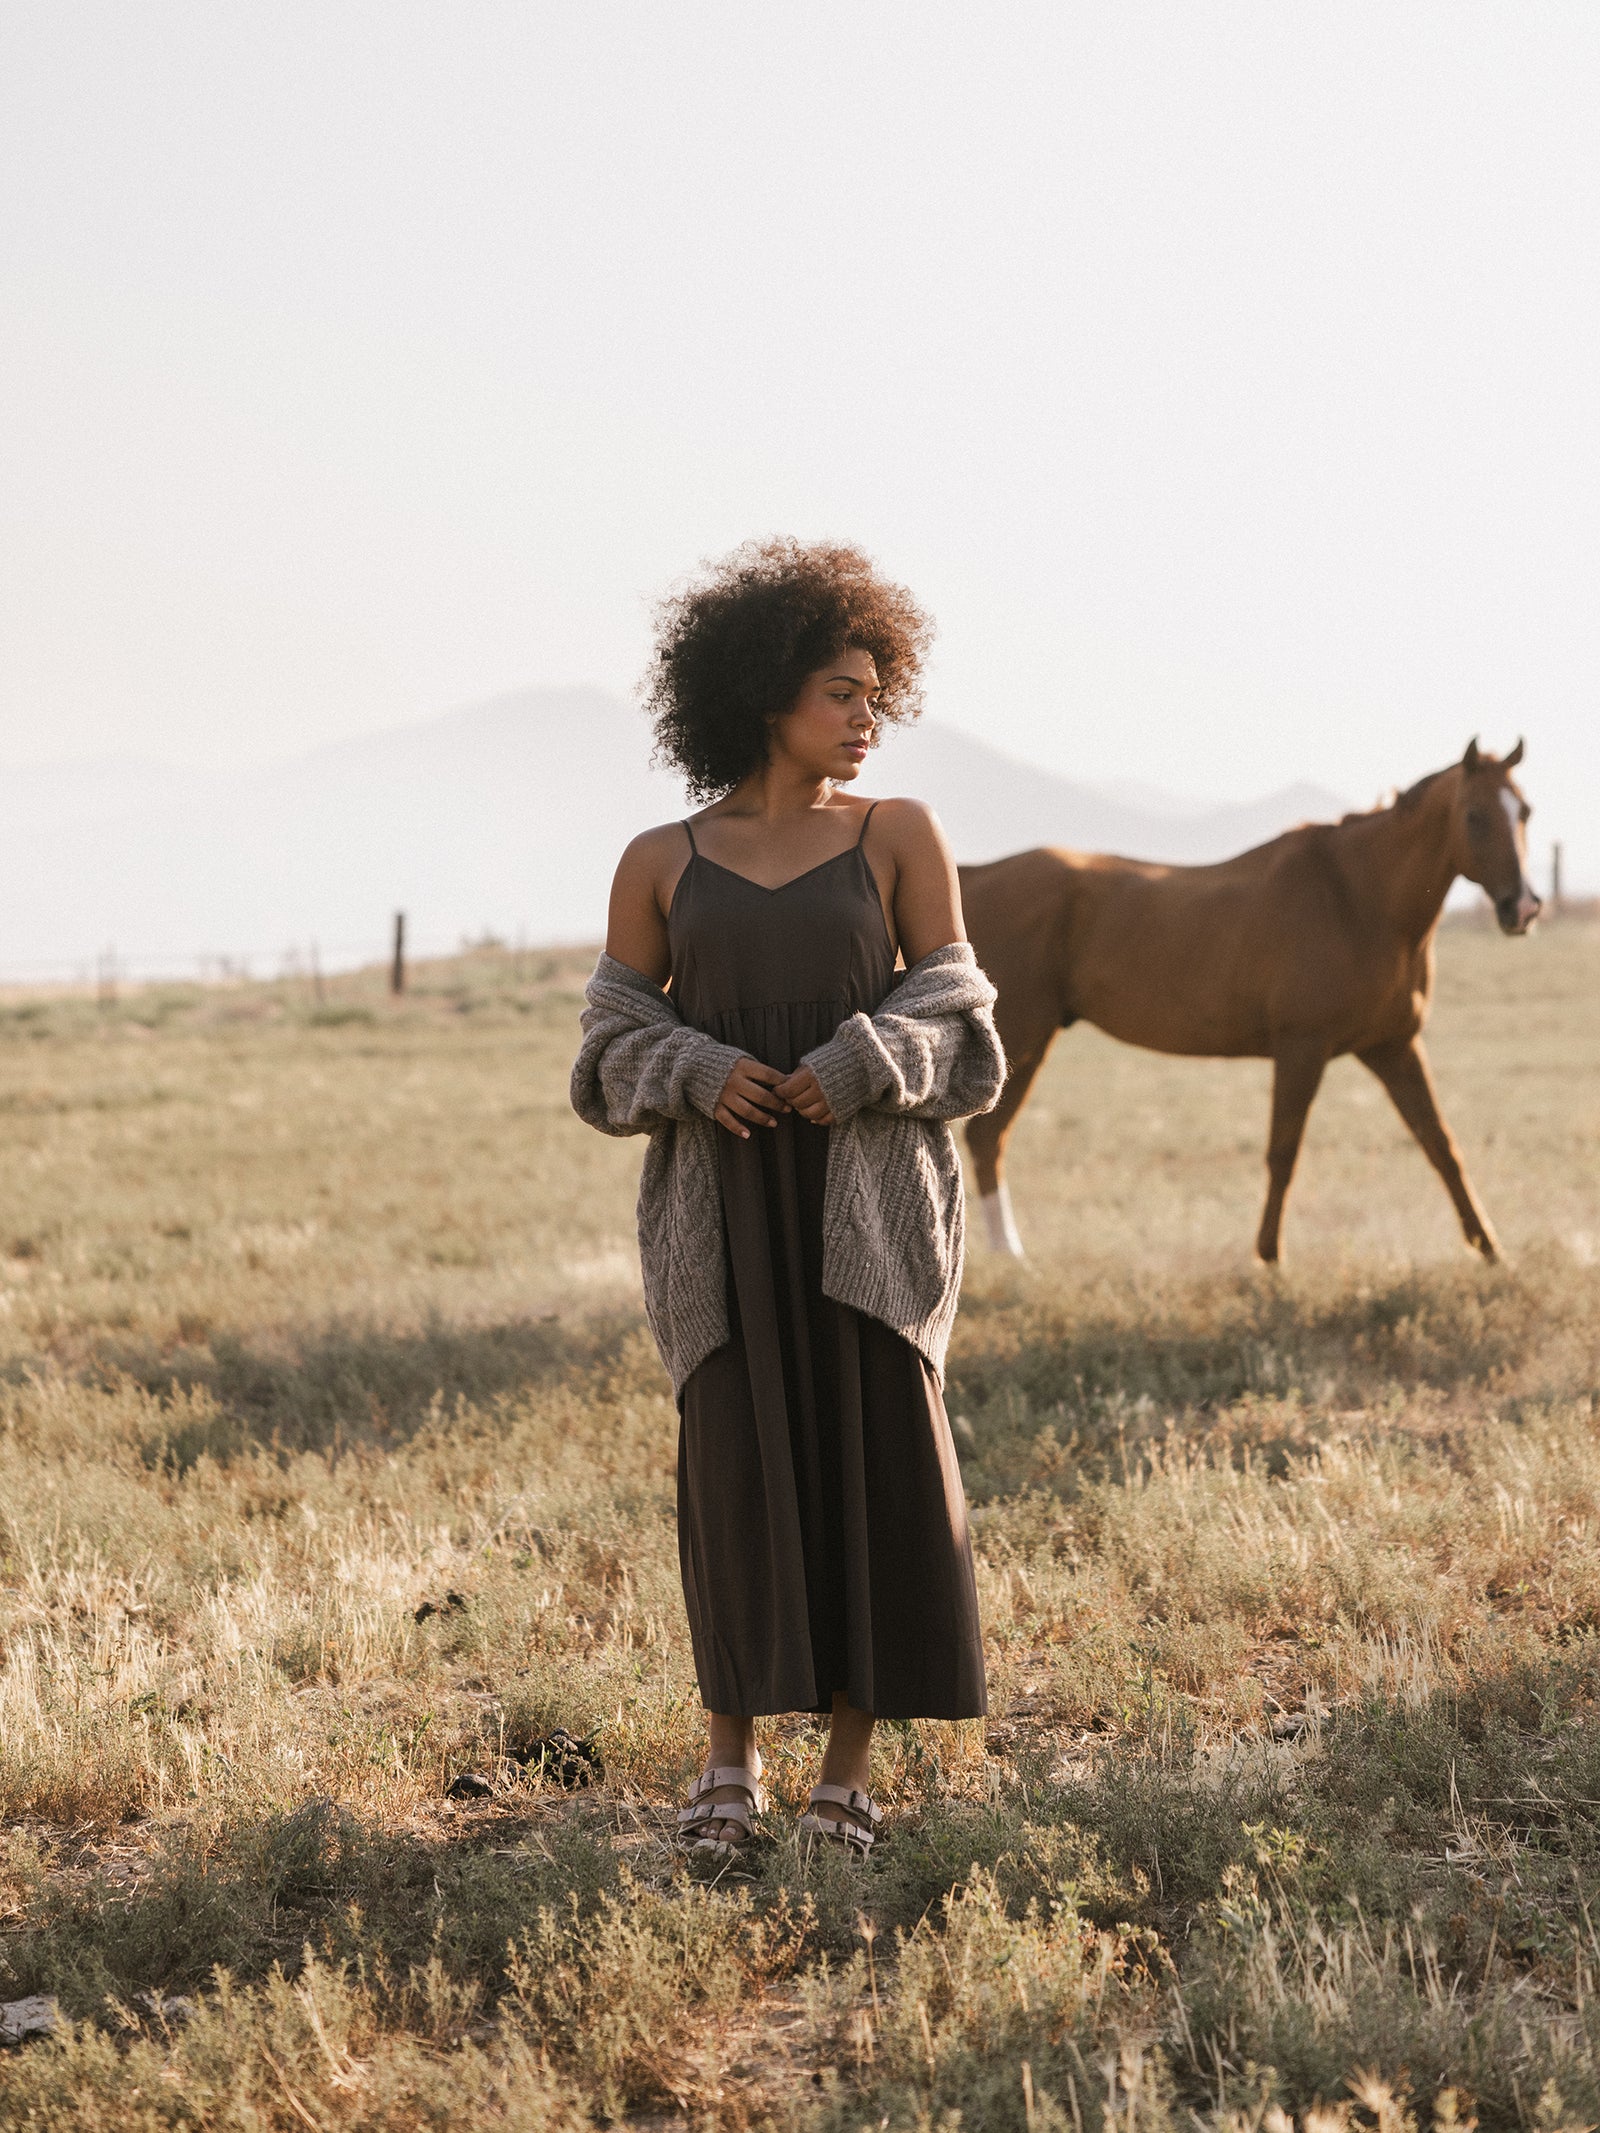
[683,1035,748,1119]
[802,1015,890,1124]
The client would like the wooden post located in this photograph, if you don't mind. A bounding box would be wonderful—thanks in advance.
[1551,842,1564,914]
[390,911,406,995]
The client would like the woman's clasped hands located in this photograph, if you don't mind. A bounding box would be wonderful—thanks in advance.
[712,1056,835,1137]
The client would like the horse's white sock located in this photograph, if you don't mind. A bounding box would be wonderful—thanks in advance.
[980,1184,1024,1257]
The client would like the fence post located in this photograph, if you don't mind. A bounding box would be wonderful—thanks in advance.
[391,912,406,995]
[1551,842,1564,914]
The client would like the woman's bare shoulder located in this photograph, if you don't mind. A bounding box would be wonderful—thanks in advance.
[615,819,693,874]
[865,795,952,849]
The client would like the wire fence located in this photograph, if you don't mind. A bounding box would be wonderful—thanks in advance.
[0,923,593,994]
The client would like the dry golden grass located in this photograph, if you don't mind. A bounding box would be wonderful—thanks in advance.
[0,923,1596,2129]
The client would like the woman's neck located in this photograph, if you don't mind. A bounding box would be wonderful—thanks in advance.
[718,765,840,822]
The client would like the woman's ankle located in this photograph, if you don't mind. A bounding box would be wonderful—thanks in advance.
[705,1715,759,1775]
[818,1697,875,1796]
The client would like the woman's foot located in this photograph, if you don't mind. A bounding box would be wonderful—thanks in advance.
[682,1715,763,1858]
[678,1762,765,1860]
[799,1781,884,1857]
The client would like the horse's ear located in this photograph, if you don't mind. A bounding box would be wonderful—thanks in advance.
[1504,737,1525,769]
[1462,737,1481,773]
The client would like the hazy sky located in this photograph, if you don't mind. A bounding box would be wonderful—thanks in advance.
[3,4,1596,876]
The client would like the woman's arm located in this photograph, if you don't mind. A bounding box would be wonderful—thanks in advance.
[776,800,965,1123]
[880,798,966,966]
[605,826,680,986]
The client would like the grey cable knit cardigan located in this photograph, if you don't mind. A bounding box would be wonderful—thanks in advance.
[570,940,1006,1393]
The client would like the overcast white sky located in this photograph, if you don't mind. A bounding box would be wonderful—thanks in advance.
[2,4,1596,875]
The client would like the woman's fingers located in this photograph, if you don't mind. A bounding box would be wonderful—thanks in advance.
[714,1056,836,1134]
[730,1092,781,1124]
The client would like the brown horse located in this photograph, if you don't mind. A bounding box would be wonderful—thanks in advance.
[960,740,1539,1262]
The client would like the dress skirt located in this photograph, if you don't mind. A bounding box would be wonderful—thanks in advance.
[677,1073,987,1721]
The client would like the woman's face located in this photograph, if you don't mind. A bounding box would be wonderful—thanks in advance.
[770,647,881,782]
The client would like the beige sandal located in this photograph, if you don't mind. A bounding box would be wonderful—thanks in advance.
[677,1764,765,1862]
[798,1782,884,1859]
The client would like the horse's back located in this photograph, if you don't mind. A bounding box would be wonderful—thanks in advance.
[961,827,1356,1058]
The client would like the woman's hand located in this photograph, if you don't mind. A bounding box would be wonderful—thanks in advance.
[714,1057,790,1137]
[772,1065,835,1126]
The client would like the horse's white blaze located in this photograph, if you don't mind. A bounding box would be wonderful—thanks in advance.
[1501,787,1542,927]
[980,1184,1024,1257]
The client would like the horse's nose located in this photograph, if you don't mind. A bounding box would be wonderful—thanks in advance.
[1497,888,1542,934]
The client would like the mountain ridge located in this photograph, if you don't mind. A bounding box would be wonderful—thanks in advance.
[0,688,1350,977]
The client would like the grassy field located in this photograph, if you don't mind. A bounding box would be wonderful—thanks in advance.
[0,919,1597,2129]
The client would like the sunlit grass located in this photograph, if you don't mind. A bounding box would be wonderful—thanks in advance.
[0,924,1597,2126]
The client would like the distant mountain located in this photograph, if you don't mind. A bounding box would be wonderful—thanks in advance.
[0,689,1350,978]
[855,721,1345,868]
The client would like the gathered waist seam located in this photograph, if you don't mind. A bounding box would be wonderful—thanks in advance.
[686,993,876,1030]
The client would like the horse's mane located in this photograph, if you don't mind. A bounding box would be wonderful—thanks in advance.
[1393,767,1450,812]
[1330,765,1452,830]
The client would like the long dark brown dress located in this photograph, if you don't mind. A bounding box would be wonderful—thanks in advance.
[670,810,987,1722]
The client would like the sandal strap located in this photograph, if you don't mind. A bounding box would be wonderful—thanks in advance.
[807,1783,883,1825]
[678,1794,756,1833]
[684,1765,765,1810]
[799,1809,877,1856]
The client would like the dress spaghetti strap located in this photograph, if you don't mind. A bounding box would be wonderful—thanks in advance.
[856,802,880,847]
[682,818,699,855]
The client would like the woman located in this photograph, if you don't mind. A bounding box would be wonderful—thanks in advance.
[572,538,1005,1861]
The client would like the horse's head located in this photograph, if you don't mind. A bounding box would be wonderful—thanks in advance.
[1454,738,1540,934]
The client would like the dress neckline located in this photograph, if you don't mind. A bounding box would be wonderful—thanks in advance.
[688,846,863,897]
[668,842,897,962]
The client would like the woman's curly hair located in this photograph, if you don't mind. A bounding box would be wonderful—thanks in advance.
[643,538,934,800]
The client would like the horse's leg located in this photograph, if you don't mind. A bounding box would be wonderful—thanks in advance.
[1256,1040,1328,1263]
[1356,1035,1500,1260]
[965,1021,1063,1257]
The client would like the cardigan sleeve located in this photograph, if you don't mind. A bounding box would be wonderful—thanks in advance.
[570,962,747,1137]
[798,948,1007,1126]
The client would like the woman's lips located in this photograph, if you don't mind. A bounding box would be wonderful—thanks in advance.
[842,742,868,759]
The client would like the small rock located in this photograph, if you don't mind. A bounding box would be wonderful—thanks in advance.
[1,1996,60,2046]
[138,1992,197,2027]
[445,1770,493,1802]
